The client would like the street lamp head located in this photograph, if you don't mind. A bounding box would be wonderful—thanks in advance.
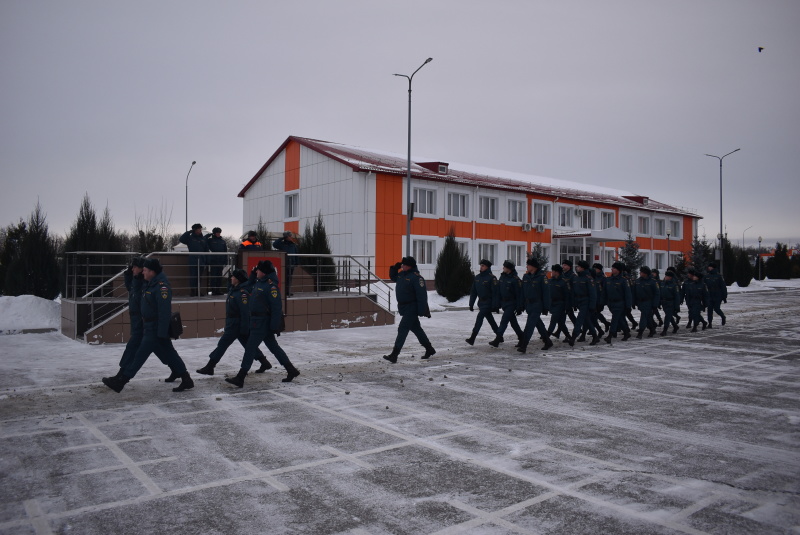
[425,57,433,63]
[192,161,196,165]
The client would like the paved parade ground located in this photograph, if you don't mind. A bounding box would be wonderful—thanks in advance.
[1,288,799,534]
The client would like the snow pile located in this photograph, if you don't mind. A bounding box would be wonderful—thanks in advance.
[727,278,800,293]
[0,295,60,332]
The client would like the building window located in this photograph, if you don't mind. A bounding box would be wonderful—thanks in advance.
[579,209,594,230]
[533,202,550,225]
[508,200,525,223]
[640,252,650,266]
[620,214,633,233]
[413,188,436,215]
[285,193,299,219]
[604,249,615,267]
[654,218,666,237]
[638,216,650,235]
[670,253,682,269]
[478,243,497,265]
[558,206,573,227]
[653,252,666,270]
[412,239,435,264]
[670,220,681,239]
[479,196,498,220]
[507,244,525,267]
[456,241,469,257]
[601,211,615,229]
[447,192,469,218]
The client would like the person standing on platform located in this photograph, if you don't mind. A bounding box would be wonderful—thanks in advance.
[272,231,299,296]
[383,257,435,363]
[239,230,263,250]
[205,227,228,295]
[466,259,499,345]
[179,223,210,296]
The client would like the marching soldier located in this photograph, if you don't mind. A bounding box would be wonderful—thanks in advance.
[659,270,681,336]
[117,257,146,371]
[383,257,435,363]
[681,268,709,332]
[466,259,500,345]
[632,266,660,339]
[705,262,728,327]
[518,258,552,353]
[568,260,599,346]
[651,269,665,327]
[604,262,632,343]
[546,265,571,342]
[489,260,524,347]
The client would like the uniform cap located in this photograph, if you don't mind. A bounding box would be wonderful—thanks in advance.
[639,265,652,275]
[611,261,626,272]
[479,259,492,268]
[561,259,573,268]
[550,264,563,273]
[283,231,293,238]
[247,230,257,237]
[231,269,248,284]
[191,223,203,231]
[664,271,674,278]
[143,258,162,273]
[526,258,540,269]
[401,256,417,267]
[212,227,222,234]
[131,256,146,268]
[592,263,603,271]
[502,260,515,270]
[576,260,590,270]
[707,262,717,269]
[256,260,275,274]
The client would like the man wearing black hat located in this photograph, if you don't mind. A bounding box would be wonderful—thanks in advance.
[195,269,271,378]
[561,259,579,332]
[489,260,524,348]
[180,223,211,296]
[102,258,194,393]
[681,269,709,332]
[116,257,146,372]
[239,230,263,250]
[651,269,664,328]
[592,263,611,332]
[205,227,228,295]
[383,256,435,363]
[704,262,727,328]
[466,259,500,345]
[631,266,660,339]
[228,260,299,387]
[569,260,599,345]
[604,262,632,343]
[659,270,681,336]
[546,264,571,341]
[273,231,299,296]
[622,267,638,330]
[518,258,552,353]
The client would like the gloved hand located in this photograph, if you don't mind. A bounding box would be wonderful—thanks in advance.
[515,309,523,316]
[393,262,402,270]
[543,310,549,316]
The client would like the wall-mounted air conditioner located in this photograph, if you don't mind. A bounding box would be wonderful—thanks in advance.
[535,224,546,232]
[574,208,584,216]
[521,223,532,232]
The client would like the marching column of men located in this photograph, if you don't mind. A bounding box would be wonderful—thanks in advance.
[102,246,732,393]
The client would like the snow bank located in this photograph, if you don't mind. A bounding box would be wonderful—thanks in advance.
[0,295,60,332]
[727,278,800,293]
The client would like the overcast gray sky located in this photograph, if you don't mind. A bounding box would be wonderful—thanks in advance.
[1,0,798,248]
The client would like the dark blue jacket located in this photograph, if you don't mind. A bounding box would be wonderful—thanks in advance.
[248,274,283,332]
[140,271,173,339]
[390,266,429,317]
[605,273,632,310]
[681,279,708,308]
[548,276,571,309]
[660,278,680,310]
[704,269,727,301]
[498,271,524,312]
[205,234,228,265]
[224,282,252,335]
[469,270,499,310]
[124,269,144,320]
[570,270,597,309]
[591,270,607,307]
[272,238,299,266]
[632,277,660,309]
[521,270,551,313]
[180,230,210,266]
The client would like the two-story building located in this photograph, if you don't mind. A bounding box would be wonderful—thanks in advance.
[238,136,701,279]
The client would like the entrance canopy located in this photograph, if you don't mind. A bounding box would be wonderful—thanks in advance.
[552,227,629,242]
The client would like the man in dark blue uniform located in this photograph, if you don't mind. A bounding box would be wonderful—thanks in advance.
[632,266,660,339]
[681,268,709,332]
[604,262,632,343]
[561,259,578,334]
[466,259,499,345]
[117,256,146,373]
[196,269,271,377]
[569,260,599,346]
[179,223,210,296]
[228,260,298,387]
[272,231,299,296]
[651,269,664,327]
[102,258,193,393]
[659,270,681,336]
[383,257,435,363]
[704,262,728,327]
[593,263,611,331]
[205,227,228,295]
[546,265,571,342]
[519,258,552,353]
[489,260,524,348]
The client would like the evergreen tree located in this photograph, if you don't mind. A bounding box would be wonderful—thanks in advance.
[752,255,766,281]
[63,193,98,252]
[791,252,800,279]
[721,237,736,286]
[256,216,273,250]
[733,249,753,287]
[672,254,688,281]
[766,243,790,279]
[618,233,645,271]
[528,242,550,270]
[4,202,60,299]
[434,227,473,302]
[689,235,713,273]
[298,212,336,291]
[0,219,26,296]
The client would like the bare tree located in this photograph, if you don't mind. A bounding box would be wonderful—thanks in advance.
[134,200,174,253]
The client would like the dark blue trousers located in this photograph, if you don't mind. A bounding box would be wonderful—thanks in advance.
[123,325,186,379]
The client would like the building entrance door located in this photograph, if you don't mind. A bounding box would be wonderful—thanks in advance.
[560,243,593,265]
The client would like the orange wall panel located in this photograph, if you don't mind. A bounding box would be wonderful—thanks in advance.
[285,141,300,192]
[376,174,405,275]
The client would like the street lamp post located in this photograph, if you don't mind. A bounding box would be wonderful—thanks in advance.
[742,225,752,249]
[395,57,433,257]
[758,235,763,281]
[666,228,671,268]
[705,148,740,280]
[185,161,196,231]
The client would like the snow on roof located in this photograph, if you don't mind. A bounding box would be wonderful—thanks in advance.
[239,136,699,217]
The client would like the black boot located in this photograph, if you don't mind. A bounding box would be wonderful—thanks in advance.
[621,331,631,341]
[541,337,553,351]
[691,326,698,332]
[589,335,600,346]
[102,369,123,382]
[255,355,272,373]
[164,370,180,383]
[701,320,707,330]
[721,315,726,326]
[102,374,129,393]
[421,345,436,360]
[604,334,613,344]
[382,348,400,364]
[488,335,504,347]
[465,333,477,345]
[660,327,668,337]
[282,364,300,382]
[673,325,679,334]
[636,331,643,340]
[196,361,216,375]
[567,335,575,347]
[686,321,692,328]
[577,333,586,343]
[516,342,527,353]
[172,372,194,392]
[225,369,247,388]
[648,328,656,338]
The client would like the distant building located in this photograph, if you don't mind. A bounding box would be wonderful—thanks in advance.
[238,136,701,279]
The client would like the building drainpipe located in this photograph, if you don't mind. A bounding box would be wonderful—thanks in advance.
[552,197,560,264]
[473,186,478,264]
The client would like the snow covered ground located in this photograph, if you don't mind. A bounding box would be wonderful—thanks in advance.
[1,282,799,534]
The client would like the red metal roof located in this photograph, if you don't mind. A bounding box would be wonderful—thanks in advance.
[238,136,700,218]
